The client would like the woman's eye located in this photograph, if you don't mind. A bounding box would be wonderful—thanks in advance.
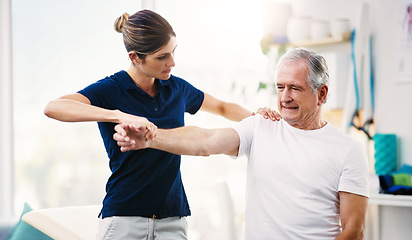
[157,56,166,60]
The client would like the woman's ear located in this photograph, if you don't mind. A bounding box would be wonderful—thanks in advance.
[318,85,328,105]
[128,51,141,65]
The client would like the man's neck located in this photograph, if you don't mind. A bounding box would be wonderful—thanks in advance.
[286,117,326,131]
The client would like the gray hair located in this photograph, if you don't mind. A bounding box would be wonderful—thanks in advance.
[275,48,329,93]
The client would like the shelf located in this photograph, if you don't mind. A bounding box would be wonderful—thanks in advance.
[286,32,351,48]
[264,32,351,56]
[369,193,412,207]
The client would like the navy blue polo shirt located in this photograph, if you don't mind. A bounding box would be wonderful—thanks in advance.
[78,70,204,218]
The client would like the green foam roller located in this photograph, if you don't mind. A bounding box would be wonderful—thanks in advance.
[373,133,397,175]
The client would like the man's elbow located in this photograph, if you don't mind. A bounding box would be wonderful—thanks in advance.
[192,145,213,156]
[194,141,237,157]
[339,222,366,240]
[180,127,237,157]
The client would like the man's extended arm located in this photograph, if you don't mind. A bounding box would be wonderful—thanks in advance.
[114,124,240,157]
[336,191,369,240]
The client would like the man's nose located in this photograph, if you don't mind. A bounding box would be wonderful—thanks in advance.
[280,88,292,102]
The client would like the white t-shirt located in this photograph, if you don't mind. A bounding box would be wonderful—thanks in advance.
[233,115,369,240]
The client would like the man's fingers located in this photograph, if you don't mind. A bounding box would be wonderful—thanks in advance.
[116,139,135,148]
[113,132,129,142]
[114,124,128,136]
[120,144,138,152]
[120,146,132,152]
[115,138,132,146]
[130,123,147,131]
[145,124,157,140]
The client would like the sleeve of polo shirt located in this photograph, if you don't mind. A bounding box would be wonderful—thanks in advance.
[232,115,256,158]
[77,77,114,108]
[174,77,204,114]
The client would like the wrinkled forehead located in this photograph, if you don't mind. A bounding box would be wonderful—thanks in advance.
[276,59,308,78]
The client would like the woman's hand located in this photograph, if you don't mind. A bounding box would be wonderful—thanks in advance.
[114,122,158,152]
[252,107,281,121]
[115,110,158,142]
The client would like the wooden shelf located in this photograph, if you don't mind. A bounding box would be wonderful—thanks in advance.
[265,32,351,55]
[369,193,412,207]
[286,32,351,48]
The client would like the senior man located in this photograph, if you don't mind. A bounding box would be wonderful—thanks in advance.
[114,48,369,240]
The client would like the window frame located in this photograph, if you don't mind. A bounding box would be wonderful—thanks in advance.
[0,0,15,220]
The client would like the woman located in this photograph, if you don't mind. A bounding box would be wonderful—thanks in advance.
[44,9,277,239]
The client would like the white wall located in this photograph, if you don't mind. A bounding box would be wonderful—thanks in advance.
[291,0,412,167]
[368,1,412,239]
[372,1,412,166]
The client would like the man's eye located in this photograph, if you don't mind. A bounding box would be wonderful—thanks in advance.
[157,56,166,60]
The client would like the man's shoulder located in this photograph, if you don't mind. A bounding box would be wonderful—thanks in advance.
[324,124,356,140]
[238,114,283,126]
[323,124,364,151]
[233,115,283,134]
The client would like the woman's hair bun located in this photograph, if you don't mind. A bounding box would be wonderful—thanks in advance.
[114,12,130,33]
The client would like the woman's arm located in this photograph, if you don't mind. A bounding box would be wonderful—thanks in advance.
[200,93,281,122]
[44,93,156,131]
[200,93,251,121]
[44,93,118,122]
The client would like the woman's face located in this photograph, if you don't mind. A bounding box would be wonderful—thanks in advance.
[140,36,177,80]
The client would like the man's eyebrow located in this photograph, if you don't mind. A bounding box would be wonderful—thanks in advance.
[276,83,304,90]
[290,84,304,89]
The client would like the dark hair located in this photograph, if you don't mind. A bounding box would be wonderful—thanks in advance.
[114,9,176,60]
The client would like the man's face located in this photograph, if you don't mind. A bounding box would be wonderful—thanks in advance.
[276,59,326,130]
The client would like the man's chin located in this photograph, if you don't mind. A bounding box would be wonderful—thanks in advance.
[282,116,297,124]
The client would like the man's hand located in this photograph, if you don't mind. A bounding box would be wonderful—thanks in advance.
[114,123,158,152]
[251,107,281,121]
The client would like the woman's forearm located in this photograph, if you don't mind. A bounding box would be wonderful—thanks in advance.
[200,93,251,122]
[220,102,251,121]
[44,93,123,123]
[44,98,121,123]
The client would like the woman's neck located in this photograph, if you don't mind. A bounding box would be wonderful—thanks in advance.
[127,65,157,97]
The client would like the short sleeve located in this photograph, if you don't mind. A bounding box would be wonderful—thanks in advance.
[173,76,204,114]
[78,78,116,108]
[338,141,370,198]
[232,116,257,158]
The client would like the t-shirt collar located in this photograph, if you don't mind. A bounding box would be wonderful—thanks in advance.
[118,70,166,92]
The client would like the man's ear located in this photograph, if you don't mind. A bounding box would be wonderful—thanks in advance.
[318,85,328,105]
[128,51,141,65]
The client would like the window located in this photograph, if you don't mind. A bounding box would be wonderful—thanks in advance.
[12,0,143,211]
